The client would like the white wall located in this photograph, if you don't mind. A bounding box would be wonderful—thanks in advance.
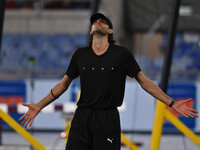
[195,82,200,132]
[4,10,90,34]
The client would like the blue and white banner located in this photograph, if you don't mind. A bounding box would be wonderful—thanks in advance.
[0,80,26,128]
[164,83,196,131]
[1,79,199,132]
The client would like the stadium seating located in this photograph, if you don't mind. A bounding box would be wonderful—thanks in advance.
[1,33,200,80]
[155,33,200,72]
[1,33,88,70]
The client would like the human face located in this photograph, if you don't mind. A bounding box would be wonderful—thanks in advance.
[90,18,110,35]
[93,18,108,25]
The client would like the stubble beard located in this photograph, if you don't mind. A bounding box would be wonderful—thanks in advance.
[91,28,108,36]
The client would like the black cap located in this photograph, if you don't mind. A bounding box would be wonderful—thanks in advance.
[90,13,113,29]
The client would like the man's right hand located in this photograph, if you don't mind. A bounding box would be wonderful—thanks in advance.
[18,75,72,128]
[18,103,41,128]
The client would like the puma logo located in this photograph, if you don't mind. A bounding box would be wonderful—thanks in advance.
[107,138,114,143]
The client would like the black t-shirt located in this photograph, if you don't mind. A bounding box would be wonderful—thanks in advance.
[66,44,141,109]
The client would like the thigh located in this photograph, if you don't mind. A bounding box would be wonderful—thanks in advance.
[65,108,93,150]
[93,109,121,150]
[65,134,93,150]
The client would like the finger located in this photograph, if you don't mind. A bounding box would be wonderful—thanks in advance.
[184,98,192,103]
[19,114,27,121]
[29,119,34,127]
[21,103,30,107]
[21,117,29,125]
[25,118,31,128]
[185,112,194,118]
[189,108,199,113]
[182,113,189,118]
[188,111,198,118]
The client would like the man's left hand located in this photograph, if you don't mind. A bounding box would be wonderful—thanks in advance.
[172,98,198,118]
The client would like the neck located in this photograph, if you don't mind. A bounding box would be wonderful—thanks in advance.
[92,33,109,55]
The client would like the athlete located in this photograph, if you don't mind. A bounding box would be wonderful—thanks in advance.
[19,13,198,150]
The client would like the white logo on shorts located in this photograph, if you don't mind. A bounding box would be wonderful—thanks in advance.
[107,138,114,143]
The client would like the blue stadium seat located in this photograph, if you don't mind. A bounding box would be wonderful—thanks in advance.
[2,34,13,44]
[53,34,74,49]
[15,34,32,46]
[34,34,53,50]
[154,57,164,70]
[53,34,75,58]
[73,34,88,47]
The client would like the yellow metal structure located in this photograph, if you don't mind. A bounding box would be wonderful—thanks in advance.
[165,110,200,147]
[121,132,140,150]
[64,119,72,144]
[0,108,46,150]
[150,101,166,150]
[150,100,200,150]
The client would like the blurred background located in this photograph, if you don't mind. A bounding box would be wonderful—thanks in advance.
[0,0,200,150]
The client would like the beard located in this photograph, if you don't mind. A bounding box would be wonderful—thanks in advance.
[90,28,108,36]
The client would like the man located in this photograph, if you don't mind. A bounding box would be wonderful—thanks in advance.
[19,13,198,150]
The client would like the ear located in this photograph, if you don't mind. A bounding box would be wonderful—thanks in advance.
[108,29,113,34]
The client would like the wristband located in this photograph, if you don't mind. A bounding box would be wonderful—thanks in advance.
[169,100,175,108]
[51,89,59,99]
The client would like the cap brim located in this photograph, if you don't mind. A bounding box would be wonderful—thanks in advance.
[90,13,108,25]
[90,13,113,29]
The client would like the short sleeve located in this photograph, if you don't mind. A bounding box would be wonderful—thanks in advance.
[65,50,80,79]
[125,49,141,78]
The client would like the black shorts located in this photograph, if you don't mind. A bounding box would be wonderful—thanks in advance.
[65,106,121,150]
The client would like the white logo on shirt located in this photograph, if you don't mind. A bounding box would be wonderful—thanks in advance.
[82,67,114,71]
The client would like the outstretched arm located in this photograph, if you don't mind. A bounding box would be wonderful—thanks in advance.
[19,75,72,128]
[135,71,198,118]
